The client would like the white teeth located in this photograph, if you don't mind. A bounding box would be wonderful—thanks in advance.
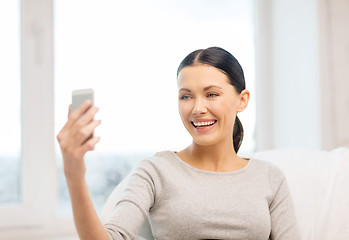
[193,121,216,127]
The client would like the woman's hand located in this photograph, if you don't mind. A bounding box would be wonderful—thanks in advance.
[57,101,110,240]
[57,100,101,184]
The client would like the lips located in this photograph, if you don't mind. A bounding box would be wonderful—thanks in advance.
[191,119,217,128]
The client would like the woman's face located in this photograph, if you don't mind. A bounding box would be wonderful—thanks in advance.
[177,64,249,147]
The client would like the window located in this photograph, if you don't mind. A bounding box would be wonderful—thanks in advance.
[0,0,59,234]
[0,0,21,205]
[1,0,255,238]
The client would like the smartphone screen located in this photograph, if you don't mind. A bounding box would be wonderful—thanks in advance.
[71,89,95,141]
[71,89,94,113]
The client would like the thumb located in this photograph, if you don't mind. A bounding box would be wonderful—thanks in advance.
[68,104,72,118]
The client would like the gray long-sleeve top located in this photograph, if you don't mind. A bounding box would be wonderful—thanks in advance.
[104,151,301,240]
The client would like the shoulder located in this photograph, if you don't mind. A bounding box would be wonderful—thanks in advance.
[250,158,287,187]
[252,158,285,175]
[135,150,177,168]
[248,159,292,205]
[131,150,179,177]
[124,151,178,201]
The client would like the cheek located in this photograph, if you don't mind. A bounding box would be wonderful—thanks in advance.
[215,100,237,123]
[178,102,191,120]
[213,99,233,113]
[225,95,240,113]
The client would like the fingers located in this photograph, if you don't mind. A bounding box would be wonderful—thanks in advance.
[69,100,93,123]
[57,101,101,181]
[76,106,99,127]
[81,136,101,153]
[75,119,101,145]
[69,136,101,162]
[58,102,97,140]
[57,102,101,151]
[68,104,72,118]
[57,119,101,167]
[84,119,102,135]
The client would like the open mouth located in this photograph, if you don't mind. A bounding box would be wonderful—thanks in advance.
[191,120,217,128]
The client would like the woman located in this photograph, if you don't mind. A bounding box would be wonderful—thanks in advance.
[57,47,301,240]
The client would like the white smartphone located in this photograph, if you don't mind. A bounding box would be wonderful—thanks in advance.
[71,88,94,113]
[72,89,95,142]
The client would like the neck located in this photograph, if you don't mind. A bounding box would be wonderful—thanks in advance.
[180,139,245,172]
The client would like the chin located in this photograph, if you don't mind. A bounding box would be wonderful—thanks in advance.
[191,135,220,147]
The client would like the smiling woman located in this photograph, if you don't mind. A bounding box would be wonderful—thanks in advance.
[56,47,301,239]
[0,0,255,239]
[178,65,246,148]
[177,47,250,154]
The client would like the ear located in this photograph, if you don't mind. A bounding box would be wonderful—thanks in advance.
[237,89,250,113]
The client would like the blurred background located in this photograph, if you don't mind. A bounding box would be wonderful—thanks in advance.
[0,0,348,239]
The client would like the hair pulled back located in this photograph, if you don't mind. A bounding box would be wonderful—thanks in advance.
[177,47,246,153]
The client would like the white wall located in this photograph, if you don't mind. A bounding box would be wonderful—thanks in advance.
[323,0,349,148]
[255,0,349,151]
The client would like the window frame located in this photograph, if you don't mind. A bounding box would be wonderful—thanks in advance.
[0,0,76,238]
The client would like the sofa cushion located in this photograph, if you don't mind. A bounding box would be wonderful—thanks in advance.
[252,148,349,240]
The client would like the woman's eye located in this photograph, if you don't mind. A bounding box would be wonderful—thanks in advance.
[207,93,219,98]
[180,95,191,100]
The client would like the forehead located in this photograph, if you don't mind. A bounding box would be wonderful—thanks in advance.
[177,64,230,89]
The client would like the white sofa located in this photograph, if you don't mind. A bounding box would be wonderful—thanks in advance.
[101,148,349,240]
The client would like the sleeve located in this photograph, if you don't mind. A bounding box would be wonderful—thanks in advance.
[269,167,302,240]
[103,158,161,240]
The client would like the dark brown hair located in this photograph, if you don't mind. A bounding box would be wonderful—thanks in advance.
[177,47,246,152]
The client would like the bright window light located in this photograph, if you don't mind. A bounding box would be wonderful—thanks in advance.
[55,0,255,214]
[0,0,21,204]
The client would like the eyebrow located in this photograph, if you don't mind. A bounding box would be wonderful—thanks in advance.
[179,88,191,92]
[203,85,223,91]
[179,85,223,92]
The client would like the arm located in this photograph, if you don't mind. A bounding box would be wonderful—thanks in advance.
[67,178,110,240]
[57,101,108,240]
[103,160,158,239]
[269,173,302,240]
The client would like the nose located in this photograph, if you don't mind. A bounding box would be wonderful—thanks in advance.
[192,98,207,116]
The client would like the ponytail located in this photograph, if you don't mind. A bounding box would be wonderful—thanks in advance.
[233,116,243,153]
